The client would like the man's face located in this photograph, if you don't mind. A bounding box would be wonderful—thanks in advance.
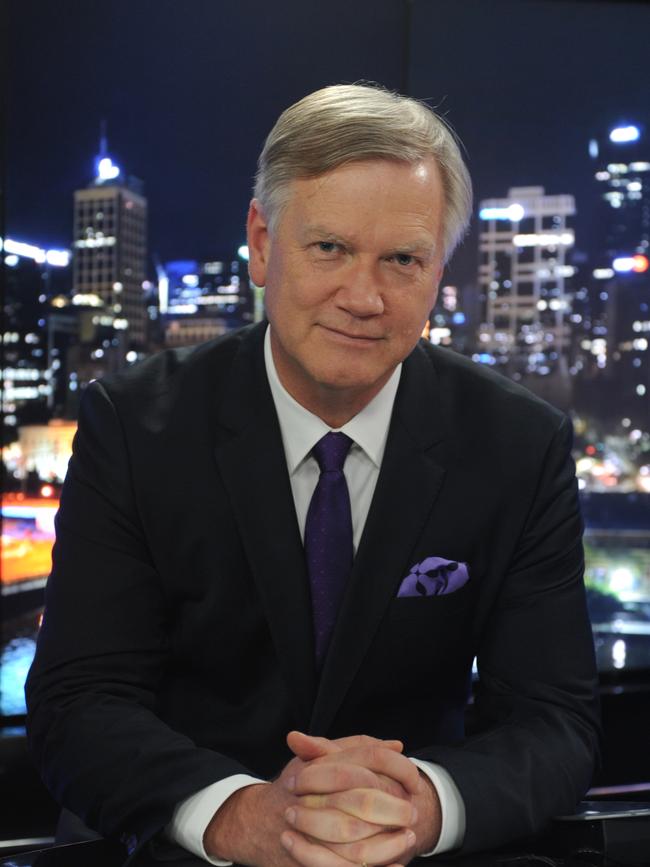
[247,158,445,419]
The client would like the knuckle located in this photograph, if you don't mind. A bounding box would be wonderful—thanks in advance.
[358,789,377,815]
[343,815,364,840]
[345,840,366,862]
[333,765,350,789]
[366,744,380,766]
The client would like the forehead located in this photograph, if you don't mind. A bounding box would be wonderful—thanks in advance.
[280,158,445,242]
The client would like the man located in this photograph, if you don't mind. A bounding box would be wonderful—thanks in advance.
[26,84,600,867]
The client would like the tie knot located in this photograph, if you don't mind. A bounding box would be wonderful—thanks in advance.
[312,432,353,473]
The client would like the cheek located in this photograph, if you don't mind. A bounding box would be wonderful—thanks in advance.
[389,298,432,339]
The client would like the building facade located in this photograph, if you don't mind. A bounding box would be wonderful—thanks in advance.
[477,186,576,402]
[72,144,148,347]
[585,123,650,428]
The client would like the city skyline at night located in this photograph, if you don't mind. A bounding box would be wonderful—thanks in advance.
[6,0,649,282]
[3,0,650,724]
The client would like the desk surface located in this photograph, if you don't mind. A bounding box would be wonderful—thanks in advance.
[0,834,642,867]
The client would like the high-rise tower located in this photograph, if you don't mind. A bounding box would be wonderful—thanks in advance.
[587,123,650,427]
[477,186,576,403]
[72,130,147,347]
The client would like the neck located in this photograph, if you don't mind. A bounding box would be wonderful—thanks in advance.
[287,383,384,429]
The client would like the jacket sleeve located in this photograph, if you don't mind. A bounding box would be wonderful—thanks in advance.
[25,380,261,857]
[412,414,601,852]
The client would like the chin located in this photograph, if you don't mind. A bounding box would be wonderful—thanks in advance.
[313,366,387,394]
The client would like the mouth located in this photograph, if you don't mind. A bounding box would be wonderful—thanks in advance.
[318,324,384,345]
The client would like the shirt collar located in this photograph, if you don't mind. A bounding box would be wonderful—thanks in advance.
[264,325,401,475]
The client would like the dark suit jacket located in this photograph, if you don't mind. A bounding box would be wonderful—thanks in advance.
[26,322,600,858]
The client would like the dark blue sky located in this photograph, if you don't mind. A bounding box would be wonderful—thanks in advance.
[7,0,649,285]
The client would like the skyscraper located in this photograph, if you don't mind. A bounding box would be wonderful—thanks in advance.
[587,123,650,428]
[477,186,576,403]
[72,134,147,347]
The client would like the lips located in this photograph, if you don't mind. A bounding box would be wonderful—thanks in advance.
[319,324,383,342]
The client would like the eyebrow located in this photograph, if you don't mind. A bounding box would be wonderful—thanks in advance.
[301,225,349,244]
[302,225,438,258]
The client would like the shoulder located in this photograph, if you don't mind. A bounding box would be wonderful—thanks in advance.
[74,324,267,448]
[102,323,262,398]
[82,323,263,417]
[408,340,569,451]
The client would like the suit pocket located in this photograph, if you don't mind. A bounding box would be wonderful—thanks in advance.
[388,578,473,622]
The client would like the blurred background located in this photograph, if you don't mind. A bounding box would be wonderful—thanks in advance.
[1,0,649,847]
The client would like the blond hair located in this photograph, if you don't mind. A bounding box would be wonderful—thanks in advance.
[254,83,472,263]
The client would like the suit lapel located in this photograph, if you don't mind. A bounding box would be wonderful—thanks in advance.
[310,343,447,734]
[212,326,317,727]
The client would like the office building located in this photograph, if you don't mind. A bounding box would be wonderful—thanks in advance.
[586,123,650,428]
[477,187,576,402]
[1,240,71,430]
[72,136,148,347]
[157,255,252,347]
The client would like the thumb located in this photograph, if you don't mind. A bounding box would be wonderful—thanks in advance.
[286,731,341,761]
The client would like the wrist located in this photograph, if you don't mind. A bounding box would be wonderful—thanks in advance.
[413,770,441,855]
[203,782,266,862]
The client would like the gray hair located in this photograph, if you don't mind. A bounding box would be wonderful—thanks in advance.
[254,83,472,263]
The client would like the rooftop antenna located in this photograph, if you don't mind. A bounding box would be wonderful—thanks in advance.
[99,119,108,158]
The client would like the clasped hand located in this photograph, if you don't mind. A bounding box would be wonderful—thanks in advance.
[205,731,439,867]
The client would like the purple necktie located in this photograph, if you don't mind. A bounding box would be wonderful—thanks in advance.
[304,432,354,665]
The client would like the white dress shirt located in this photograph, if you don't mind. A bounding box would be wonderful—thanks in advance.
[167,326,466,862]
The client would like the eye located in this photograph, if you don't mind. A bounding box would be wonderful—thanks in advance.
[316,241,340,254]
[392,252,417,267]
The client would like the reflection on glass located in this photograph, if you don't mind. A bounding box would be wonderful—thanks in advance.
[612,639,627,670]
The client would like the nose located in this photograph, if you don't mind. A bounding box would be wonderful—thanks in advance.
[335,259,384,317]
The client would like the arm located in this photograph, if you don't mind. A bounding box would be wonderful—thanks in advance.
[411,414,601,851]
[25,381,262,854]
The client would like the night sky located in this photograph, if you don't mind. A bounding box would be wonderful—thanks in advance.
[6,0,649,287]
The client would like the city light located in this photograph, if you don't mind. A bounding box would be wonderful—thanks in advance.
[167,304,198,315]
[97,156,121,181]
[74,236,116,248]
[593,268,615,280]
[613,255,649,273]
[610,567,635,594]
[237,245,250,261]
[633,255,649,272]
[478,204,525,222]
[0,237,70,267]
[513,231,574,247]
[45,249,70,266]
[158,276,169,315]
[72,293,103,306]
[609,125,640,144]
[612,639,626,670]
[537,265,575,278]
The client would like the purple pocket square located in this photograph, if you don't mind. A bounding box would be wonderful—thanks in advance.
[397,556,470,598]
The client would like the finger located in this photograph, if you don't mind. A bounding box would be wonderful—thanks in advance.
[285,804,382,844]
[325,828,416,866]
[287,732,343,762]
[292,760,382,795]
[281,830,355,867]
[287,732,403,763]
[328,735,403,753]
[300,788,417,829]
[296,747,421,796]
[374,774,409,800]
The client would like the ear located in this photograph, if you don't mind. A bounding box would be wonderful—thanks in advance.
[246,198,271,287]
